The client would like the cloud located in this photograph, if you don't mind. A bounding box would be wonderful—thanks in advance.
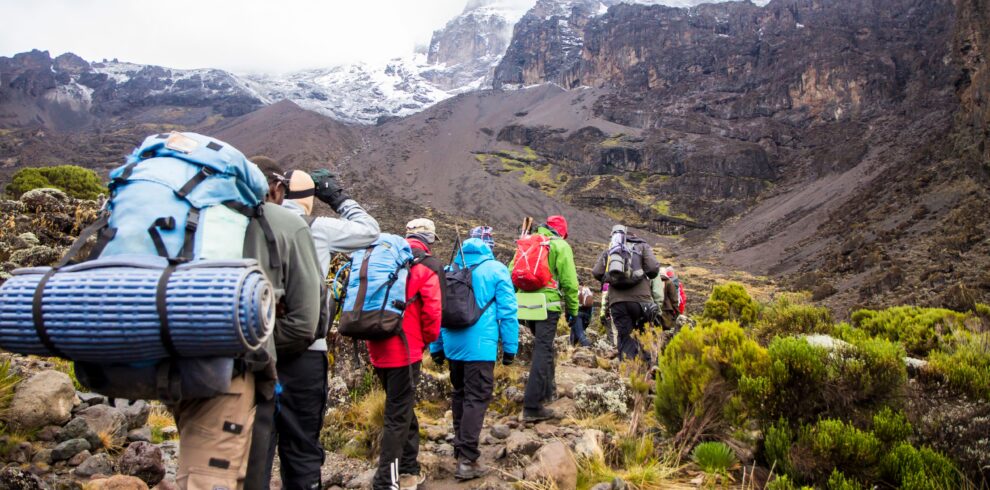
[0,0,472,73]
[0,0,769,74]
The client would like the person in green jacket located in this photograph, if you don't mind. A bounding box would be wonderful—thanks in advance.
[516,215,579,422]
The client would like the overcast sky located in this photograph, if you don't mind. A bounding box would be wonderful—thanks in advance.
[0,0,766,74]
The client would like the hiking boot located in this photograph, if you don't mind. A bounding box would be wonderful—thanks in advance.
[399,473,425,490]
[522,407,556,422]
[454,460,487,481]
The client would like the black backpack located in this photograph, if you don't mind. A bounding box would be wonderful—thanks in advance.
[442,260,496,330]
[411,248,446,309]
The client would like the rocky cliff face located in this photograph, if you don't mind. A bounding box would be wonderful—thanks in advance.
[421,0,519,91]
[0,50,266,130]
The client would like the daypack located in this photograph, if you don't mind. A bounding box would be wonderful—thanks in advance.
[0,131,278,402]
[511,234,555,291]
[673,277,686,314]
[337,234,414,340]
[603,226,646,289]
[579,286,595,309]
[442,260,495,330]
[411,248,447,310]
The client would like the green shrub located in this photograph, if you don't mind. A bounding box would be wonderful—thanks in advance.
[702,282,759,326]
[851,306,968,356]
[756,293,833,342]
[766,475,813,490]
[974,303,990,322]
[827,469,864,490]
[6,165,107,200]
[741,336,905,424]
[764,419,794,477]
[691,441,736,475]
[871,407,912,444]
[792,419,882,482]
[928,332,990,401]
[880,443,960,489]
[654,321,768,435]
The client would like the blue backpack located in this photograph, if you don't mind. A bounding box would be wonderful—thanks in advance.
[337,234,414,340]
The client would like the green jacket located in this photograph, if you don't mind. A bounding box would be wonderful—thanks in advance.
[512,226,580,316]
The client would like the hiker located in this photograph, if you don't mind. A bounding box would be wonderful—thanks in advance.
[470,225,495,252]
[652,267,681,331]
[267,167,380,490]
[592,224,660,362]
[430,237,519,480]
[238,157,323,490]
[571,286,594,347]
[514,215,579,422]
[365,218,443,490]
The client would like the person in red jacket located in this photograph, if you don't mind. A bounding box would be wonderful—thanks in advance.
[367,218,443,490]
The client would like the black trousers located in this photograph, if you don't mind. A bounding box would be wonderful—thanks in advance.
[269,351,329,490]
[610,302,647,362]
[523,311,559,410]
[246,394,275,490]
[449,360,495,462]
[570,308,592,346]
[373,362,421,490]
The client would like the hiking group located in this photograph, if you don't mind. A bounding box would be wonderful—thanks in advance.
[0,132,687,490]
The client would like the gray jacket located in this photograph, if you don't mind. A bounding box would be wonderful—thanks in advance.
[283,198,380,351]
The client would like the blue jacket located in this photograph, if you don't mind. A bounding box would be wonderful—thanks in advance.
[430,238,519,361]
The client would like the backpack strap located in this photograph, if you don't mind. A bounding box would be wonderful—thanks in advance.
[350,246,376,320]
[30,214,113,359]
[155,262,182,357]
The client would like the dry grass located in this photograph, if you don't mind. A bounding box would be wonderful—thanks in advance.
[563,413,627,435]
[148,404,176,443]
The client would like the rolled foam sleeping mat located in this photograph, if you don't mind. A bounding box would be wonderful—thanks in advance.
[0,257,275,363]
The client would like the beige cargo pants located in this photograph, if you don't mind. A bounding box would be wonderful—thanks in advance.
[172,372,257,490]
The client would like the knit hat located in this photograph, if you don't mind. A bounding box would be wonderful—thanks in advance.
[546,215,569,239]
[285,169,316,215]
[469,226,494,249]
[406,218,439,243]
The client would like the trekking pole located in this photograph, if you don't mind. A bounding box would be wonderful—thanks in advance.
[454,225,467,266]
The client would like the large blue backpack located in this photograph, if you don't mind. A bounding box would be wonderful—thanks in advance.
[0,132,280,402]
[337,234,413,340]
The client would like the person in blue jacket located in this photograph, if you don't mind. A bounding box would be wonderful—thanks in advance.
[430,237,518,481]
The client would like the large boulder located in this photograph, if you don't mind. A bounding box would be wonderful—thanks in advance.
[7,370,77,431]
[118,441,165,487]
[19,188,69,209]
[505,430,541,456]
[57,417,102,449]
[524,441,578,490]
[574,373,630,416]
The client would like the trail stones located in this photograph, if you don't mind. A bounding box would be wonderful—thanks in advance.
[491,424,511,440]
[74,453,114,478]
[114,399,150,430]
[572,429,604,460]
[52,438,91,462]
[505,430,541,456]
[76,404,128,445]
[524,441,578,490]
[7,370,77,431]
[86,475,150,490]
[118,441,165,487]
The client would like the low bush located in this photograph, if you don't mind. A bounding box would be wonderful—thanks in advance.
[654,321,768,438]
[691,441,736,475]
[740,336,905,425]
[928,332,990,401]
[755,293,833,342]
[870,407,912,444]
[880,443,961,489]
[827,470,864,490]
[6,165,107,200]
[701,282,759,326]
[851,306,968,356]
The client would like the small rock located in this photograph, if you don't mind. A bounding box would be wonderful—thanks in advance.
[52,438,91,462]
[160,426,178,439]
[504,386,524,403]
[590,484,611,490]
[524,441,578,490]
[77,392,106,406]
[25,463,49,477]
[86,475,150,490]
[612,476,627,489]
[14,232,40,248]
[423,425,447,442]
[32,449,53,465]
[155,480,180,490]
[57,417,102,449]
[36,425,61,442]
[0,466,45,490]
[74,452,115,478]
[8,441,33,464]
[345,469,375,489]
[534,422,556,437]
[483,435,498,445]
[435,443,455,457]
[547,397,579,419]
[571,350,597,368]
[505,430,541,456]
[905,357,928,377]
[68,449,92,467]
[7,370,77,431]
[573,429,604,461]
[118,441,165,487]
[491,424,511,440]
[127,427,152,443]
[9,245,62,268]
[76,404,128,445]
[326,376,350,409]
[114,400,150,430]
[496,446,508,459]
[20,188,69,209]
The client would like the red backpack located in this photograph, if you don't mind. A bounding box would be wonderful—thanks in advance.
[511,234,555,291]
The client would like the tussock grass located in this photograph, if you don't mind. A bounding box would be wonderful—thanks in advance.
[148,404,176,444]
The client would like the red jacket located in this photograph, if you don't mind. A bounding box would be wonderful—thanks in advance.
[367,238,442,368]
